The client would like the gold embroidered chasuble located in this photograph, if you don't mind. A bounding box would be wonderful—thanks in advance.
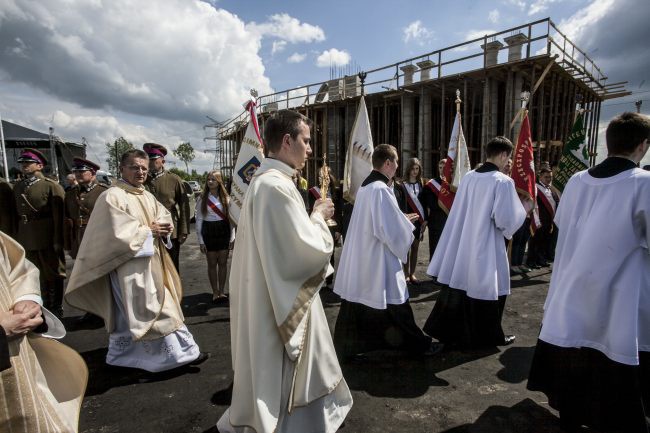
[0,231,87,432]
[65,181,184,340]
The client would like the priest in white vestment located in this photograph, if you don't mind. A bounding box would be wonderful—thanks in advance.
[528,112,650,432]
[217,110,352,433]
[0,231,87,432]
[424,136,526,349]
[333,144,439,361]
[65,149,206,373]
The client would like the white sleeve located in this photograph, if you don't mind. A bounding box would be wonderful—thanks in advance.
[493,179,527,239]
[134,231,155,257]
[372,187,415,263]
[13,294,43,306]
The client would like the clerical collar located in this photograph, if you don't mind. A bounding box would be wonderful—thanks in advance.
[476,162,498,173]
[588,157,637,179]
[361,170,389,187]
[150,169,165,180]
[257,157,294,178]
[117,178,145,194]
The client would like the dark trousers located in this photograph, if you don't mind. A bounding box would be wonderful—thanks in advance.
[26,248,65,316]
[511,219,531,266]
[168,238,181,272]
[527,225,553,266]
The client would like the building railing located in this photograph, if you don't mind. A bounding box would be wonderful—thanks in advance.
[211,17,607,140]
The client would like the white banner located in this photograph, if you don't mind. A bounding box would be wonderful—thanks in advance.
[343,96,374,203]
[229,99,264,224]
[448,111,471,190]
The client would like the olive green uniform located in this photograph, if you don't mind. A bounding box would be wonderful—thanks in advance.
[145,170,190,271]
[64,181,108,258]
[13,172,66,315]
[0,179,17,236]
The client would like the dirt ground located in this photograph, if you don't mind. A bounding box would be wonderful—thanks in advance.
[61,225,571,433]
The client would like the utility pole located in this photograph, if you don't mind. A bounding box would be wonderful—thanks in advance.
[0,113,8,181]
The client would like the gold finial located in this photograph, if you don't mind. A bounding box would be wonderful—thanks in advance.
[320,153,330,199]
[455,89,462,113]
[521,91,530,110]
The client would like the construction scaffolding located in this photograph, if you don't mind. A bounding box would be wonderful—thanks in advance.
[205,17,628,186]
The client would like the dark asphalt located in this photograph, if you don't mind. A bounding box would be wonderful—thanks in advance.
[61,226,572,433]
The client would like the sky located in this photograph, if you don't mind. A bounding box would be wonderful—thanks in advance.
[0,0,648,173]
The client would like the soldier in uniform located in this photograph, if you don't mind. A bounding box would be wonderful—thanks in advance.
[13,148,66,317]
[143,143,190,271]
[64,157,109,259]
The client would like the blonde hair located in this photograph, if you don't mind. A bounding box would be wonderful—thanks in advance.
[201,170,229,216]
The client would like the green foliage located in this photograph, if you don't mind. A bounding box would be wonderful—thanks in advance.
[172,142,195,172]
[105,137,134,174]
[168,167,191,180]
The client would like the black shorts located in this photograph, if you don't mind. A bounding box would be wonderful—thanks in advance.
[201,220,231,251]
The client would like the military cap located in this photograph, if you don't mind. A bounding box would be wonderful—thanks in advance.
[143,143,168,159]
[17,148,48,166]
[71,157,100,173]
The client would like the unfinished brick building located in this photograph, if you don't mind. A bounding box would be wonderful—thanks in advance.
[208,18,628,185]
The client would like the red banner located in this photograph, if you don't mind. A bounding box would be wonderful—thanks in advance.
[438,159,454,214]
[512,111,536,202]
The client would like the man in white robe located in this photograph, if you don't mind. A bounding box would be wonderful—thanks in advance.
[334,144,439,361]
[65,149,206,373]
[0,230,87,432]
[528,112,650,432]
[217,110,352,433]
[424,136,526,349]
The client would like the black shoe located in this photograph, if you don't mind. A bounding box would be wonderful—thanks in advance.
[527,263,542,269]
[423,342,445,356]
[189,352,210,366]
[501,335,516,346]
[537,261,550,267]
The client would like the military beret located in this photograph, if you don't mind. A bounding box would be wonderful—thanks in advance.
[143,143,168,159]
[71,157,100,173]
[17,148,48,166]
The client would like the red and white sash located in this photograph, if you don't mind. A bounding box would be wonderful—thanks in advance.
[425,178,441,198]
[207,195,227,221]
[401,183,425,224]
[536,182,556,218]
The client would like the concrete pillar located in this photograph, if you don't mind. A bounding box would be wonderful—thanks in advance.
[400,64,418,86]
[401,94,415,160]
[344,75,360,98]
[504,33,528,62]
[420,89,432,176]
[328,79,342,101]
[481,40,503,67]
[416,60,435,81]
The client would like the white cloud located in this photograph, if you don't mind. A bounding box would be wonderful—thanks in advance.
[529,0,560,16]
[557,0,616,41]
[0,0,274,123]
[271,40,287,55]
[316,48,350,68]
[488,9,500,24]
[403,20,433,45]
[504,0,526,10]
[248,13,325,44]
[453,29,497,51]
[287,52,306,63]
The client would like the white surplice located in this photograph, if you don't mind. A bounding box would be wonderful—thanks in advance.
[540,168,650,365]
[334,175,415,309]
[218,158,351,433]
[427,169,526,300]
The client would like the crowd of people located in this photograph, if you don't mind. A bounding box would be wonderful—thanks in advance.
[0,110,648,432]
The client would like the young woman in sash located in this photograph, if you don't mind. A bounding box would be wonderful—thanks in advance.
[196,171,234,303]
[398,158,426,284]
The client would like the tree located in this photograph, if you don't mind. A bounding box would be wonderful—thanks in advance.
[173,142,195,172]
[105,137,134,174]
[168,167,191,180]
